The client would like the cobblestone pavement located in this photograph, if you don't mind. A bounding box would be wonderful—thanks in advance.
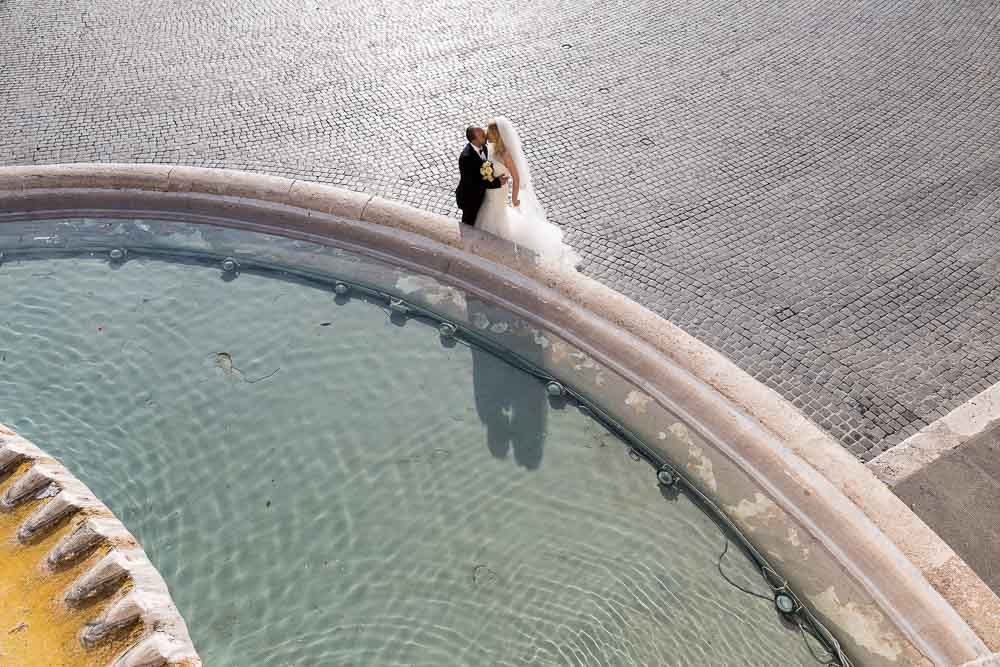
[4,0,1000,459]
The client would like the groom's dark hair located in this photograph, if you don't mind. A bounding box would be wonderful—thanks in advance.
[465,126,478,142]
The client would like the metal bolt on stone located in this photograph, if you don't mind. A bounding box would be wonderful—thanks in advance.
[389,298,409,315]
[109,248,126,261]
[438,322,457,338]
[333,282,350,296]
[775,592,797,615]
[657,465,678,487]
[221,257,239,273]
[546,381,565,397]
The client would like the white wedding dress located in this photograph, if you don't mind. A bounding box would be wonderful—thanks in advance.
[475,118,581,270]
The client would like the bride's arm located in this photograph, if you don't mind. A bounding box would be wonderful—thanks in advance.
[502,154,520,207]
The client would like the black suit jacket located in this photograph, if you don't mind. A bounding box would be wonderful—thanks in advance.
[455,143,502,210]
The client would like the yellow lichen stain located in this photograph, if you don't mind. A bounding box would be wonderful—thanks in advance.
[0,463,141,667]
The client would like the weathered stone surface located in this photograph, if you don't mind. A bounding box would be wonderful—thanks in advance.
[111,633,195,667]
[81,591,167,647]
[47,517,125,569]
[64,551,135,607]
[892,423,1000,597]
[16,490,85,544]
[1,464,62,509]
[961,656,1000,667]
[0,423,201,666]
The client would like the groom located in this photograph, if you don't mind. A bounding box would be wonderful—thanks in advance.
[455,126,508,226]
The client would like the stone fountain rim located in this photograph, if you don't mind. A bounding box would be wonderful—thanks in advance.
[0,163,997,665]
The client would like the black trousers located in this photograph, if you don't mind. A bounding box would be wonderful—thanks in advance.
[460,197,482,226]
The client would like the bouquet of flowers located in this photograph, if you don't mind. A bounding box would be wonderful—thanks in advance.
[480,160,495,182]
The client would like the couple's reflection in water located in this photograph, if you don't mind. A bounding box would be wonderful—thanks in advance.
[466,300,549,471]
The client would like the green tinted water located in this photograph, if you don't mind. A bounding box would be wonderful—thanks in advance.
[0,252,817,665]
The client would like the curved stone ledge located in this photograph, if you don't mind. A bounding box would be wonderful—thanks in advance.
[0,423,200,667]
[0,163,998,664]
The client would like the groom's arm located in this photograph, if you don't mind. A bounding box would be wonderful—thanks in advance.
[461,152,506,189]
[459,152,478,182]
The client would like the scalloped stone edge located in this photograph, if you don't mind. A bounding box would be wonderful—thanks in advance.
[0,423,201,667]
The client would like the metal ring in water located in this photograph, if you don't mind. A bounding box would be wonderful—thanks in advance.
[546,381,565,397]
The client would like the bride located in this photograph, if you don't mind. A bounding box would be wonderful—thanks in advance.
[475,116,581,269]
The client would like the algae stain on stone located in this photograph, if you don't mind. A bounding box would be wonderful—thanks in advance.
[785,526,810,560]
[472,312,490,330]
[728,492,787,563]
[813,587,903,661]
[730,492,782,524]
[624,390,651,414]
[394,275,466,309]
[670,423,718,493]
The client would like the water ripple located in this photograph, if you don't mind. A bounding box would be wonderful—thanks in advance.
[0,255,818,665]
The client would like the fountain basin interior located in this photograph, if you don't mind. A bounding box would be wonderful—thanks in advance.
[0,218,835,666]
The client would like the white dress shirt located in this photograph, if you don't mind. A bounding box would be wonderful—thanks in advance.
[469,142,487,160]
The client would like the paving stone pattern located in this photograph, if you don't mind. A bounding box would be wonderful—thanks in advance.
[3,0,1000,459]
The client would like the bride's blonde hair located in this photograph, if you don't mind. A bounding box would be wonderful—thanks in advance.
[486,121,505,156]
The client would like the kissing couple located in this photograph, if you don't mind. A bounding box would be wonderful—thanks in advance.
[455,116,580,269]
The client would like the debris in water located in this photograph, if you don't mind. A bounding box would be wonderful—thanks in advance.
[214,352,280,384]
[214,352,235,375]
[472,564,498,587]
